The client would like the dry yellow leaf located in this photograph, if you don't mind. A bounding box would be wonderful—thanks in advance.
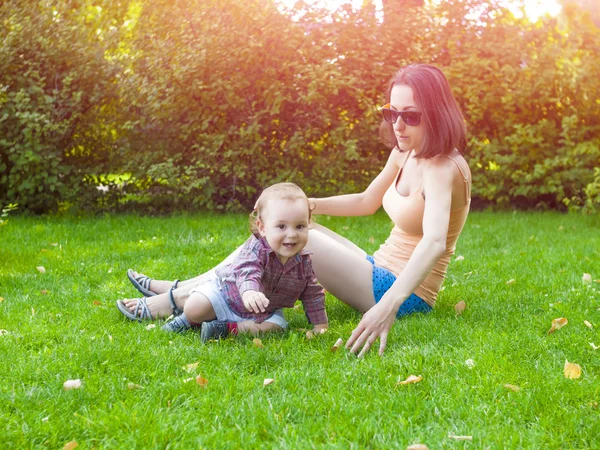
[548,317,568,334]
[182,378,194,383]
[448,435,472,441]
[0,330,9,336]
[36,266,46,273]
[263,378,275,386]
[196,376,208,387]
[31,307,35,316]
[92,300,101,306]
[564,360,582,379]
[506,278,515,285]
[455,300,466,315]
[368,236,375,244]
[145,324,156,330]
[589,342,599,350]
[63,379,82,390]
[584,320,593,329]
[50,243,59,246]
[40,289,49,295]
[253,338,264,348]
[582,273,592,284]
[63,441,78,450]
[331,338,344,352]
[455,255,464,261]
[397,375,423,385]
[305,330,315,340]
[504,384,521,392]
[406,445,429,450]
[127,383,141,390]
[0,297,4,303]
[183,362,199,372]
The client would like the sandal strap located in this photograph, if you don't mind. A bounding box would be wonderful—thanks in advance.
[172,279,180,289]
[168,288,183,316]
[138,276,152,290]
[133,298,153,321]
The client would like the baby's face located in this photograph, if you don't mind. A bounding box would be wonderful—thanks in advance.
[258,198,310,265]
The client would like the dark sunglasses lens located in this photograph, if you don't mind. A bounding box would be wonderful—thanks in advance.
[382,109,396,124]
[403,112,420,126]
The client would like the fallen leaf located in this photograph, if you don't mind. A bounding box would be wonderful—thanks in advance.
[406,445,429,450]
[107,268,113,273]
[293,304,303,311]
[263,378,274,386]
[145,324,156,330]
[465,359,475,368]
[41,416,49,422]
[36,266,46,273]
[564,360,582,379]
[182,378,194,383]
[397,375,423,385]
[305,330,315,340]
[506,279,515,285]
[63,441,78,450]
[584,320,593,329]
[582,273,592,284]
[448,435,473,441]
[342,226,349,230]
[253,338,264,348]
[108,335,113,342]
[183,362,199,372]
[0,330,8,336]
[196,376,208,386]
[63,379,82,390]
[455,300,466,315]
[0,297,4,303]
[40,289,49,295]
[455,255,464,261]
[127,383,141,390]
[92,300,102,306]
[50,243,58,246]
[331,338,344,352]
[589,342,599,351]
[31,307,35,316]
[504,384,520,392]
[548,317,568,334]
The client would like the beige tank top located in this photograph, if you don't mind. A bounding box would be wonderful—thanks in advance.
[373,150,471,307]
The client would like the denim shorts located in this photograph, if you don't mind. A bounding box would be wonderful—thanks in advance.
[189,276,288,329]
[366,255,432,318]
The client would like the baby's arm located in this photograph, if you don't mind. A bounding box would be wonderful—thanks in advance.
[298,267,328,330]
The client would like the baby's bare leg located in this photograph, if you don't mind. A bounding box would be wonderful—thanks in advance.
[236,321,283,336]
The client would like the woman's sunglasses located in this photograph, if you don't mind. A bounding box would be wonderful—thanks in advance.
[381,104,422,127]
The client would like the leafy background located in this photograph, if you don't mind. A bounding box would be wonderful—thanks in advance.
[1,0,599,214]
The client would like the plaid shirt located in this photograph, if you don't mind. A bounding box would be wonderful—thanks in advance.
[214,235,327,325]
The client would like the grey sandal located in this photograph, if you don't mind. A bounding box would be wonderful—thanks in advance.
[168,287,183,316]
[127,269,179,297]
[116,298,154,321]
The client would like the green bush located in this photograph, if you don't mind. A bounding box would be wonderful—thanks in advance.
[1,0,598,213]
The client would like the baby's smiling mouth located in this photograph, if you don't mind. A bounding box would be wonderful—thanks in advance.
[283,243,296,248]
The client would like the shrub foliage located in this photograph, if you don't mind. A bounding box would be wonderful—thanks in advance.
[1,0,599,213]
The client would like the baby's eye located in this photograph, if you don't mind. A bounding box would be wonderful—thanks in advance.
[296,224,305,230]
[277,224,286,230]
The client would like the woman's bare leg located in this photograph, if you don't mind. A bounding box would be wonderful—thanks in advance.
[129,246,243,295]
[306,223,376,313]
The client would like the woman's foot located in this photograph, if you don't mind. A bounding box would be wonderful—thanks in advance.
[121,293,178,320]
[127,270,177,295]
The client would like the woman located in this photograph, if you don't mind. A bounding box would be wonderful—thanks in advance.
[118,63,471,357]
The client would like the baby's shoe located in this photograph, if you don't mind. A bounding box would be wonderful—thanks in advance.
[200,320,229,343]
[161,314,192,333]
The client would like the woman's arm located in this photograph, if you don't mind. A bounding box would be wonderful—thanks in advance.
[310,148,406,217]
[346,157,456,357]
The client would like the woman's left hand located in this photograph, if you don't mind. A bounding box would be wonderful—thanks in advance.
[346,299,397,357]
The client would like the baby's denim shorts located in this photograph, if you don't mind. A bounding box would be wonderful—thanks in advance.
[366,255,432,318]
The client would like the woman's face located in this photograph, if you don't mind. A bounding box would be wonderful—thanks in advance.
[389,84,425,152]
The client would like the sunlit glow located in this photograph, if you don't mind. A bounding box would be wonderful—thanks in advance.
[276,0,562,23]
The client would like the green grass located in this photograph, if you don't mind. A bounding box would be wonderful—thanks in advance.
[1,211,599,449]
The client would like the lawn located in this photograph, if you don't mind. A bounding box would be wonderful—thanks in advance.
[1,211,599,449]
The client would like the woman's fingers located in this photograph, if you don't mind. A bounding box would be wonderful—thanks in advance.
[357,333,378,359]
[378,333,388,356]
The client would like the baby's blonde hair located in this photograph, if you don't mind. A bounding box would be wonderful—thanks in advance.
[249,182,312,235]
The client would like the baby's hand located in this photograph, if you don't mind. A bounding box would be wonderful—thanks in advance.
[242,290,270,314]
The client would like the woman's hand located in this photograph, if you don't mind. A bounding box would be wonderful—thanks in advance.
[242,290,270,313]
[346,299,397,357]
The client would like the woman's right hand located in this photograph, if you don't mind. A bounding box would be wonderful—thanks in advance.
[242,290,270,313]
